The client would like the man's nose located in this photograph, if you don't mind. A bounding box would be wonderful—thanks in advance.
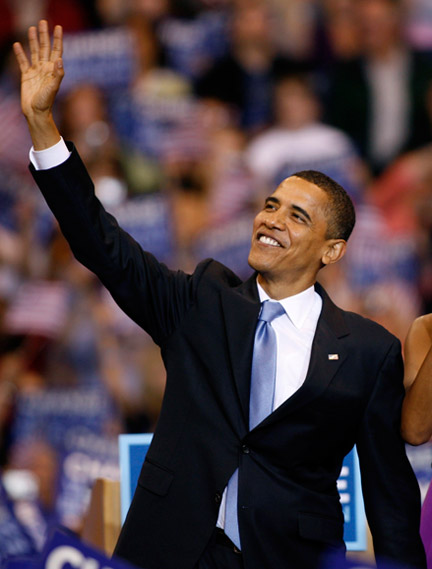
[264,212,284,229]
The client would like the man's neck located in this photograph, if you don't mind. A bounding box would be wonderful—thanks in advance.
[257,273,316,300]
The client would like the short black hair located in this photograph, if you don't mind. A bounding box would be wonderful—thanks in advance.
[291,170,356,241]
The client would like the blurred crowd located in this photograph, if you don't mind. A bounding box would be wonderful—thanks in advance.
[1,0,432,557]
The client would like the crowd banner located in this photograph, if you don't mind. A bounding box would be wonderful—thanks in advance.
[55,432,120,530]
[61,28,136,91]
[0,478,38,567]
[113,195,174,264]
[3,559,39,569]
[4,526,140,569]
[118,435,366,551]
[193,212,256,280]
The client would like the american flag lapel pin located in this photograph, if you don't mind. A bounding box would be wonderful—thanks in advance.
[328,354,339,360]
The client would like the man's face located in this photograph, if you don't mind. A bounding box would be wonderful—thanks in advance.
[248,177,338,294]
[356,0,401,55]
[275,79,319,130]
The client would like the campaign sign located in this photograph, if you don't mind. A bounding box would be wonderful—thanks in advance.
[160,11,228,78]
[11,388,116,453]
[339,448,367,550]
[55,431,120,530]
[61,28,136,91]
[119,434,153,523]
[0,478,37,567]
[112,195,174,263]
[37,527,139,569]
[193,213,255,280]
[3,559,39,569]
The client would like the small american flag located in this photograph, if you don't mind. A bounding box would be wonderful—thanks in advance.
[3,280,70,339]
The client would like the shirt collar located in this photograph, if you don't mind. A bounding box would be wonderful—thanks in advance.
[257,281,317,329]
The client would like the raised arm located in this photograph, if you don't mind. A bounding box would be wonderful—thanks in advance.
[401,314,432,445]
[13,20,64,150]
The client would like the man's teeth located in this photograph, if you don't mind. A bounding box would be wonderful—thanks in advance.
[259,235,281,247]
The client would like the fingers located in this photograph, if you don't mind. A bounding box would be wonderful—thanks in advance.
[38,20,50,61]
[51,25,63,63]
[12,42,30,73]
[28,25,40,66]
[25,21,63,63]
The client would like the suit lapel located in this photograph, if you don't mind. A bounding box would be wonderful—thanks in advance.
[258,282,350,428]
[220,274,260,427]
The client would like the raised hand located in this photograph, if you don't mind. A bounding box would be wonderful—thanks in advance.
[13,20,64,149]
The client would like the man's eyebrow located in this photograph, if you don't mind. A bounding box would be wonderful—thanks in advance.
[265,196,280,205]
[292,204,312,222]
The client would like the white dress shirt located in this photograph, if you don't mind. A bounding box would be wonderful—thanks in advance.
[30,137,70,170]
[217,282,322,529]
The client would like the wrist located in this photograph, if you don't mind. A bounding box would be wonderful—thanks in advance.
[26,112,61,150]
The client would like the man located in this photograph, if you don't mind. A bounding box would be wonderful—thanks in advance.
[14,21,426,569]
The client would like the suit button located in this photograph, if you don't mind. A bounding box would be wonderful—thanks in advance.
[214,492,222,504]
[242,445,250,454]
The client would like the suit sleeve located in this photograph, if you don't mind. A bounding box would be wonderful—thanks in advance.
[30,144,206,345]
[356,338,426,569]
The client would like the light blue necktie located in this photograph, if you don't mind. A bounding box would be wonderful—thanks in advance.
[224,301,285,549]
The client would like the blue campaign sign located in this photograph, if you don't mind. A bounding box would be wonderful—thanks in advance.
[37,527,139,569]
[193,213,255,280]
[0,479,38,567]
[119,434,153,523]
[3,559,39,569]
[61,28,136,91]
[112,195,174,264]
[55,431,120,530]
[11,388,116,454]
[340,448,367,550]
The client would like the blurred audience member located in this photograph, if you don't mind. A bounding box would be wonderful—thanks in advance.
[320,0,362,62]
[110,13,195,163]
[326,0,432,174]
[246,72,366,203]
[0,0,90,43]
[195,0,302,133]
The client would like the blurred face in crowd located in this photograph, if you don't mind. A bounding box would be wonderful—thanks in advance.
[130,0,170,21]
[274,77,320,130]
[231,3,272,50]
[248,177,346,297]
[356,0,402,57]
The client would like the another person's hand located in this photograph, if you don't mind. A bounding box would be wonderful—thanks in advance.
[13,20,64,149]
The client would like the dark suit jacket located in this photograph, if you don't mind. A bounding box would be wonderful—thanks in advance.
[31,146,426,569]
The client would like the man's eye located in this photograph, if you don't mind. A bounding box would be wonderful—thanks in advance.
[293,213,305,222]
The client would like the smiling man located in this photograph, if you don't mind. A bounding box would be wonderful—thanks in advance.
[249,174,350,300]
[14,20,426,569]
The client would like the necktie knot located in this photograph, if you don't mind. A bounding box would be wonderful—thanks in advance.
[259,300,285,324]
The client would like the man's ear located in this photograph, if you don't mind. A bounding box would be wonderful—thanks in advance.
[321,240,347,266]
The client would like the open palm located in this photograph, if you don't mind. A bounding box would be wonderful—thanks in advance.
[13,20,64,118]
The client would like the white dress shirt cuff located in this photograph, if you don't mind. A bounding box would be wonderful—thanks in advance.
[29,137,71,170]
